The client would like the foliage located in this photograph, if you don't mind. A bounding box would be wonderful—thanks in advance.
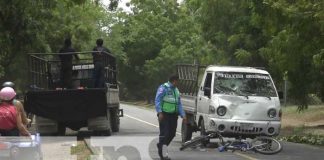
[280,134,324,146]
[261,0,324,111]
[0,0,112,91]
[108,0,208,101]
[0,0,323,107]
[191,0,324,110]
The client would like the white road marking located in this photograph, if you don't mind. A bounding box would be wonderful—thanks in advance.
[234,152,258,160]
[124,114,181,135]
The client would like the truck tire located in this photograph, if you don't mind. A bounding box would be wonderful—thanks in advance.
[110,108,120,132]
[94,110,112,136]
[57,122,66,136]
[93,129,112,136]
[181,119,193,143]
[199,119,209,146]
[34,116,58,135]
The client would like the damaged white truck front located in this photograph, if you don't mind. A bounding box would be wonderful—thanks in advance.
[178,64,282,143]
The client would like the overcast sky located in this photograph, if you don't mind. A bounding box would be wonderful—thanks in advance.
[102,0,183,12]
[102,0,131,11]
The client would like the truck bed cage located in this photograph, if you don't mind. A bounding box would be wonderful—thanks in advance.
[28,51,117,90]
[177,64,206,96]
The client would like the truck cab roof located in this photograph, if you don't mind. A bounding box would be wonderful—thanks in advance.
[206,65,270,75]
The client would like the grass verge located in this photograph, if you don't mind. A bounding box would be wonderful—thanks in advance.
[71,140,93,160]
[280,105,324,146]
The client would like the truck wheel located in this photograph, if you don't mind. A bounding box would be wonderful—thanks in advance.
[93,130,111,136]
[110,108,120,132]
[199,119,209,146]
[181,119,193,143]
[93,110,112,136]
[57,122,66,136]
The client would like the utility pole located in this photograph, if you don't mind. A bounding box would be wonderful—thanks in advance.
[283,71,288,107]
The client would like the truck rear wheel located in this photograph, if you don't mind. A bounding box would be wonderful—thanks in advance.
[34,116,58,135]
[89,109,112,136]
[110,108,120,132]
[181,119,193,143]
[93,130,111,136]
[98,110,112,136]
[57,123,66,136]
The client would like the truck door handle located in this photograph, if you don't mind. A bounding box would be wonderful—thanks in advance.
[199,97,202,100]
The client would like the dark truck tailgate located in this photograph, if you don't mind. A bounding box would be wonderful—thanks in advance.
[24,89,107,122]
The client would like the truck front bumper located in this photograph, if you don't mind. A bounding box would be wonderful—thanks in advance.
[207,118,281,137]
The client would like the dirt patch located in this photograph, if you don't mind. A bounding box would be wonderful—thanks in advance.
[281,105,324,136]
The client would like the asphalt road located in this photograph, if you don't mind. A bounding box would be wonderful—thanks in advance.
[6,103,322,160]
[97,103,324,160]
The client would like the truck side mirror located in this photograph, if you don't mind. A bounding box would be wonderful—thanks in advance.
[278,91,283,99]
[204,87,211,98]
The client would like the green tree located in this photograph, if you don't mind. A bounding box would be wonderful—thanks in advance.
[191,0,324,110]
[108,0,207,101]
[0,0,114,91]
[260,0,324,110]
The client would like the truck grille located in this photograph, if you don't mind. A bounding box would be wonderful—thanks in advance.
[230,126,263,134]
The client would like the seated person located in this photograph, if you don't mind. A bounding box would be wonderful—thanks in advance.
[0,87,30,136]
[2,81,31,126]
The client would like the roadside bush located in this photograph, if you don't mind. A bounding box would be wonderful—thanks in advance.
[280,134,324,146]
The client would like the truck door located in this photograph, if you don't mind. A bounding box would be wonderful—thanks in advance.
[197,72,213,115]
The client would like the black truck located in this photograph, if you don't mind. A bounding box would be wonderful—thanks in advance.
[24,51,122,136]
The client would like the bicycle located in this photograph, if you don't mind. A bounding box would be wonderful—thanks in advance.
[180,132,282,155]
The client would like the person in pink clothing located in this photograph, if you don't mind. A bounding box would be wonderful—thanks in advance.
[0,87,30,136]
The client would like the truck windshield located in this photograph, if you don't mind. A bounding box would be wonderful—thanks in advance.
[214,72,277,97]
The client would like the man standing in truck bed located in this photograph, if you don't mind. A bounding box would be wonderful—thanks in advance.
[59,38,79,89]
[155,75,187,160]
[92,38,111,88]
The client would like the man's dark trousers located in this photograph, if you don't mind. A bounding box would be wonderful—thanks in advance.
[158,112,178,146]
[93,61,105,88]
[60,64,73,89]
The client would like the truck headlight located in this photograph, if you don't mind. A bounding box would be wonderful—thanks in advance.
[217,106,227,116]
[268,109,277,118]
[209,105,216,114]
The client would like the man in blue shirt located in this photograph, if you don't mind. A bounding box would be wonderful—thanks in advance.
[92,38,111,88]
[155,75,186,160]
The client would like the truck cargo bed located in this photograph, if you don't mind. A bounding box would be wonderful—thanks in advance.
[181,95,197,114]
[24,89,107,122]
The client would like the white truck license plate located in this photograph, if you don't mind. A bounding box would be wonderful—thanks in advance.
[240,123,254,130]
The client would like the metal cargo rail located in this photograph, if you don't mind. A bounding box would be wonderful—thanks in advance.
[28,51,117,90]
[177,64,206,96]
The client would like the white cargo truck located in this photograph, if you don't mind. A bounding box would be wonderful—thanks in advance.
[178,64,282,143]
